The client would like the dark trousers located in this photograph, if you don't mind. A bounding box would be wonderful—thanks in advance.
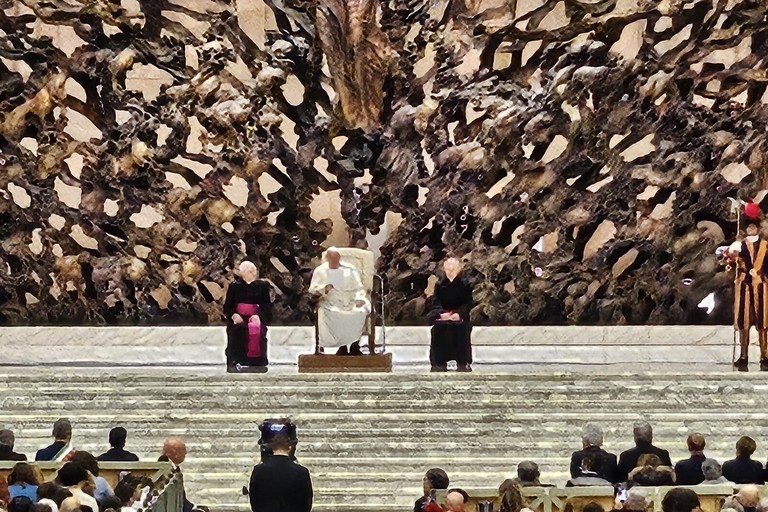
[430,322,472,366]
[226,324,269,366]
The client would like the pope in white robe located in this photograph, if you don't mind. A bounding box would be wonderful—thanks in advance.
[309,248,371,353]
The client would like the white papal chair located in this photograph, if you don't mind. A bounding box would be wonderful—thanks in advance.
[314,247,380,355]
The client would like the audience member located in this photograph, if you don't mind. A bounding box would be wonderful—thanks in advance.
[7,497,33,512]
[498,479,525,512]
[0,431,27,462]
[68,452,113,505]
[661,488,700,512]
[37,483,70,508]
[159,439,193,512]
[32,502,54,512]
[513,461,550,487]
[674,434,707,485]
[445,491,468,512]
[159,438,186,466]
[583,502,605,512]
[447,489,470,503]
[113,478,141,512]
[36,420,72,462]
[622,493,649,512]
[1,477,9,508]
[567,452,612,486]
[700,458,730,484]
[248,434,312,512]
[629,454,675,486]
[723,437,765,484]
[618,422,672,482]
[735,485,761,512]
[571,424,619,484]
[7,463,39,502]
[97,495,121,512]
[722,497,745,512]
[56,463,97,512]
[36,501,58,512]
[414,468,449,512]
[58,497,81,512]
[96,429,138,463]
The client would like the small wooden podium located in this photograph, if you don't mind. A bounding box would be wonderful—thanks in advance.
[298,353,393,373]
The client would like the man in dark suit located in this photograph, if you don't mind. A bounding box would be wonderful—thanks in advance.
[249,433,312,512]
[97,427,139,462]
[675,433,707,485]
[570,424,619,483]
[0,429,27,461]
[35,418,72,461]
[723,436,765,484]
[617,421,671,482]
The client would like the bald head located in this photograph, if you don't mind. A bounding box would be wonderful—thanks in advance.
[445,491,467,512]
[238,261,258,283]
[443,257,462,279]
[738,485,760,508]
[162,438,187,465]
[60,497,82,512]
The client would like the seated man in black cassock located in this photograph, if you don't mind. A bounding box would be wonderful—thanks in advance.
[223,261,272,373]
[427,257,473,372]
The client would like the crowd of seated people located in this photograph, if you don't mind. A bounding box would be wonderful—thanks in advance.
[415,421,768,512]
[0,419,192,512]
[565,423,768,487]
[0,422,139,464]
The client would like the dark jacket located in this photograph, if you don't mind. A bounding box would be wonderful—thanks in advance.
[675,454,707,485]
[570,446,619,483]
[0,446,27,461]
[249,455,312,512]
[617,441,671,482]
[630,467,675,486]
[722,456,765,484]
[35,441,67,461]
[97,448,139,462]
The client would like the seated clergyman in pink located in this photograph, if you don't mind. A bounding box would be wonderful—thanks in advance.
[223,261,272,372]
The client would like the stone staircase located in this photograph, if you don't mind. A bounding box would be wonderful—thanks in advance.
[1,370,767,511]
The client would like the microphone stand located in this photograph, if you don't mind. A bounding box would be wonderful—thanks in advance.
[374,273,386,354]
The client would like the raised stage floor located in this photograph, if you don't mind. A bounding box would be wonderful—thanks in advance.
[0,326,764,511]
[0,325,759,371]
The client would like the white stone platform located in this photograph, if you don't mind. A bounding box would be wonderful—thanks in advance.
[0,325,755,370]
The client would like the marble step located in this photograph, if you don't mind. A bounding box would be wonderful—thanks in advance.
[2,371,766,510]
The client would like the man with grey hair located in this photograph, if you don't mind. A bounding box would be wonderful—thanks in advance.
[570,424,618,483]
[735,485,761,512]
[623,492,649,512]
[700,458,731,484]
[309,247,371,355]
[617,421,671,481]
[223,260,272,372]
[0,429,26,461]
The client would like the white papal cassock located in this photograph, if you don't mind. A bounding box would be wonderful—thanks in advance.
[309,261,371,348]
